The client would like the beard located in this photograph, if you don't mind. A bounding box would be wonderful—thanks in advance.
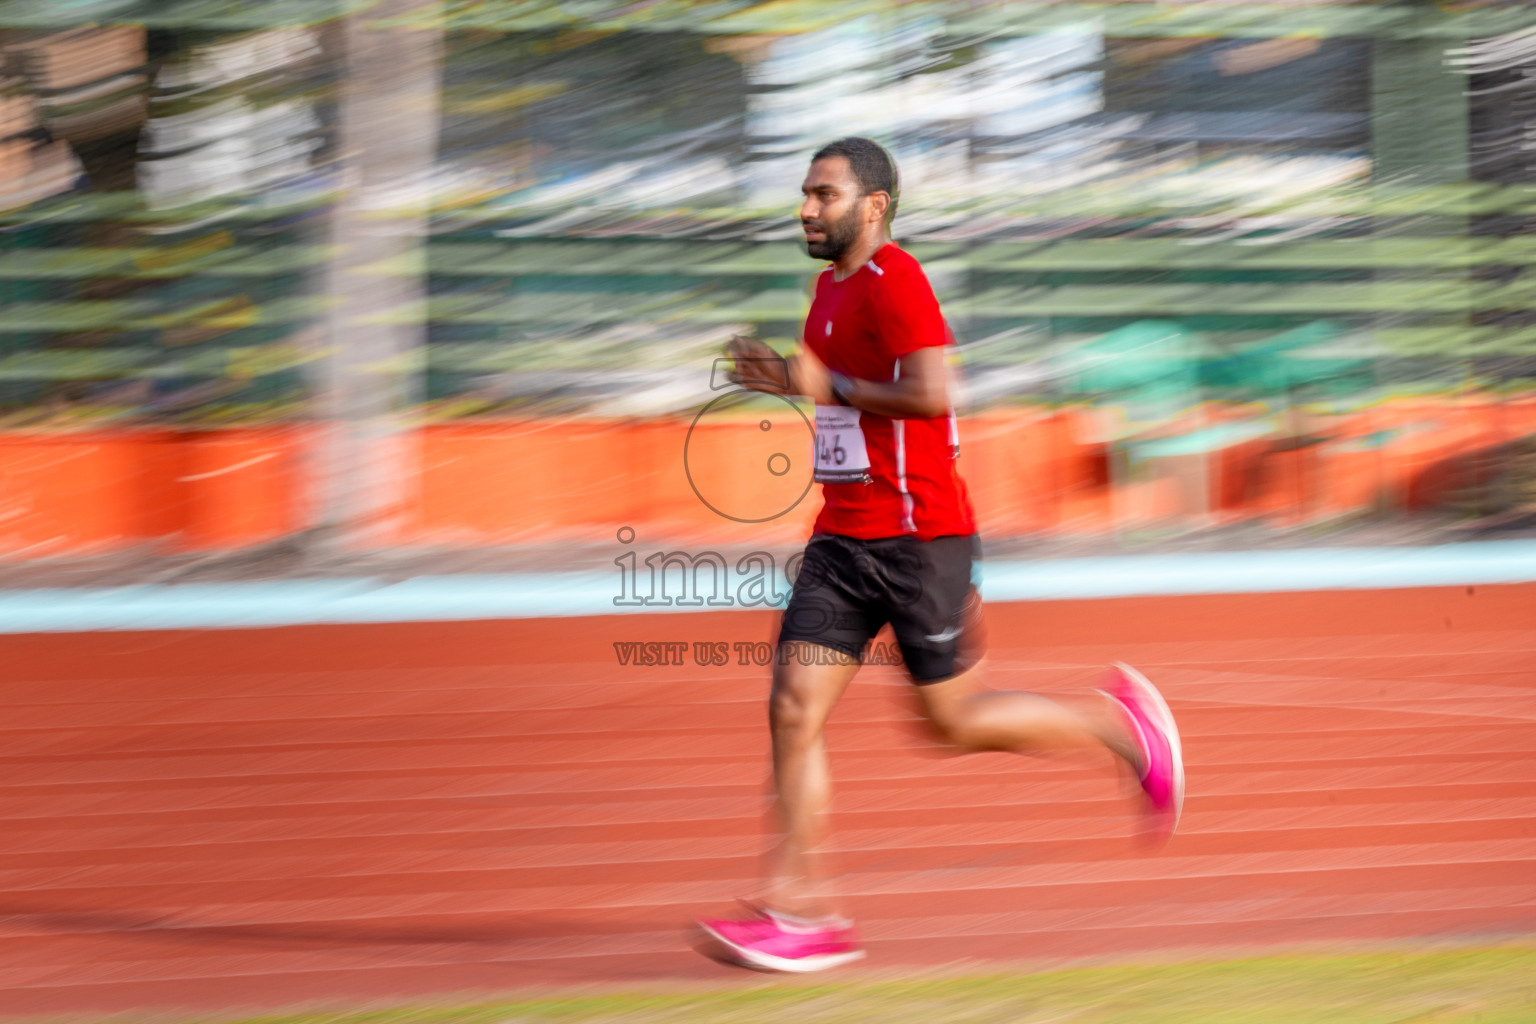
[803,204,862,261]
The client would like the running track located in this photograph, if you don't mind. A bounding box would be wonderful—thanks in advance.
[0,585,1532,1017]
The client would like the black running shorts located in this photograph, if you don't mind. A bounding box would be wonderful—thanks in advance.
[778,533,981,684]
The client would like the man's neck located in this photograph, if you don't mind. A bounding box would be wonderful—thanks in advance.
[831,232,890,282]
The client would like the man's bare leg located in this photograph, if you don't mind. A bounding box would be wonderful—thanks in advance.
[907,591,1138,764]
[765,640,1138,919]
[763,641,861,918]
[913,658,1139,764]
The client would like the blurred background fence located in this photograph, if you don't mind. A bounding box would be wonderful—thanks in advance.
[2,0,1536,561]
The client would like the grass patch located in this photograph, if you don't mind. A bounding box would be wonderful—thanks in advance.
[129,944,1536,1024]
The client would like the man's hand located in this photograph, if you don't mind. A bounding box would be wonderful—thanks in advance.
[724,334,839,405]
[725,335,790,394]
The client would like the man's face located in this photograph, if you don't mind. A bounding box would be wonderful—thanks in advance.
[799,156,872,262]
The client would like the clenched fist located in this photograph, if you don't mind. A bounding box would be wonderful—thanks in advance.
[724,335,834,405]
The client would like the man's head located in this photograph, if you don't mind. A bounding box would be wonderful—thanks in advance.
[800,137,899,262]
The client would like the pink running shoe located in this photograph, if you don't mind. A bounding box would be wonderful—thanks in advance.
[1101,661,1185,842]
[696,905,865,972]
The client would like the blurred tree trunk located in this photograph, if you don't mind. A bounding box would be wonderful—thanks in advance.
[312,0,441,552]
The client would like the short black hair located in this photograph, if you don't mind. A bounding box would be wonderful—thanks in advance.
[811,137,899,223]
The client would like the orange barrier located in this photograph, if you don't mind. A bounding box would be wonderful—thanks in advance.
[959,407,1056,535]
[0,427,308,556]
[176,428,309,551]
[1243,395,1536,524]
[412,420,591,543]
[0,430,175,556]
[407,416,818,547]
[1048,406,1113,531]
[0,399,1533,558]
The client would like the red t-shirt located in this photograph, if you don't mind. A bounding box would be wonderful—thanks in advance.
[803,243,976,541]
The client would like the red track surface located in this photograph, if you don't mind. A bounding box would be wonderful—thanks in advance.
[0,586,1532,1017]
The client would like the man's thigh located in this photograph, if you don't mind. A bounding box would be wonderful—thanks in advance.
[888,534,981,684]
[778,536,886,662]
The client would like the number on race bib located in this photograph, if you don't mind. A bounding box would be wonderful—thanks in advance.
[814,405,871,484]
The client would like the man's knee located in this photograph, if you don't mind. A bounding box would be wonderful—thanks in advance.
[916,683,982,749]
[769,647,854,742]
[769,680,810,735]
[921,702,971,748]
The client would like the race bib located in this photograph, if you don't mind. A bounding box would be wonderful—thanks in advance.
[814,404,872,484]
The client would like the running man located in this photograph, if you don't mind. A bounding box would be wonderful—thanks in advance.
[696,137,1183,973]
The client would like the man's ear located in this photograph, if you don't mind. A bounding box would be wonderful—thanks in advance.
[866,190,890,225]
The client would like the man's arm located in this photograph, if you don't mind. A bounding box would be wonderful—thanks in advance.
[832,345,949,419]
[724,333,949,417]
[725,334,834,405]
